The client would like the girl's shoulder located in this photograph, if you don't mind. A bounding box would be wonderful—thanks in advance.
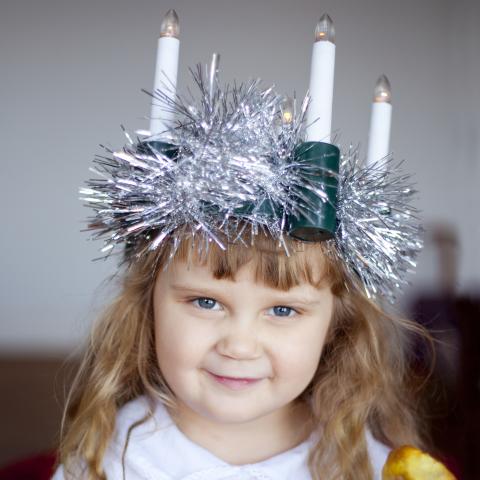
[51,396,173,480]
[113,394,165,439]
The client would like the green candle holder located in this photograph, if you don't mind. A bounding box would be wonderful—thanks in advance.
[127,140,340,251]
[287,141,340,242]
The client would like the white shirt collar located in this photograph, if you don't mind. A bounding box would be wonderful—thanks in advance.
[105,395,315,479]
[103,395,389,480]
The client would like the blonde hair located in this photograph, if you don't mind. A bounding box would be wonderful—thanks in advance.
[57,232,432,480]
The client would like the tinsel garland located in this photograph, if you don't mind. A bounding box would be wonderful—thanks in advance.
[80,63,422,302]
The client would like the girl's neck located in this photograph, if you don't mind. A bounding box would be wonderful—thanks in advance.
[167,399,314,465]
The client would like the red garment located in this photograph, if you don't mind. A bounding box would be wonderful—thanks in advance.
[0,452,56,480]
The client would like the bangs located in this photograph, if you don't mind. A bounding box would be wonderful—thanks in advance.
[167,232,340,291]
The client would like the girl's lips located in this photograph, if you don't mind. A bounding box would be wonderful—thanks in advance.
[206,371,263,390]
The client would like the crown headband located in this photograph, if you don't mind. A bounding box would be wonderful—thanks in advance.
[80,12,423,303]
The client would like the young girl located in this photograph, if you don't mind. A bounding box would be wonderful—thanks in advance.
[54,227,432,480]
[52,12,443,479]
[53,231,427,480]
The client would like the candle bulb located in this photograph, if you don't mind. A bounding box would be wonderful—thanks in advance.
[281,97,294,125]
[160,9,180,38]
[150,9,180,137]
[306,14,336,143]
[366,74,392,169]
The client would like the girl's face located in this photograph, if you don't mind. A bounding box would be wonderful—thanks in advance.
[153,256,333,426]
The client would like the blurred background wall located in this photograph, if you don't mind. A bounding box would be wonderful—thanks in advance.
[1,0,479,475]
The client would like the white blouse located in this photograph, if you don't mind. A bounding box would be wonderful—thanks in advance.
[52,395,390,479]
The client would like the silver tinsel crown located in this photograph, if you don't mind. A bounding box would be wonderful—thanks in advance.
[80,61,423,302]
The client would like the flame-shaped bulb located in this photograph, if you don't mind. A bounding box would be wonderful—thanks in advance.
[315,14,335,44]
[281,97,294,124]
[373,75,392,103]
[160,9,180,38]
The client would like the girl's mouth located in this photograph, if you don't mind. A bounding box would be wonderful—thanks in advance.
[206,371,263,390]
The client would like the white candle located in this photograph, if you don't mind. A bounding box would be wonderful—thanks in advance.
[306,14,336,143]
[150,9,180,137]
[366,75,392,168]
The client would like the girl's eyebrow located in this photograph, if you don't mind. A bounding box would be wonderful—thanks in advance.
[169,283,324,306]
[169,283,241,305]
[169,283,223,296]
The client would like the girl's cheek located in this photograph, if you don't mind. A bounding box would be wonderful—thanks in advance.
[156,306,216,356]
[272,322,327,374]
[277,343,317,376]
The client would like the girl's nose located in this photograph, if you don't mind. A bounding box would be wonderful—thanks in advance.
[216,321,260,360]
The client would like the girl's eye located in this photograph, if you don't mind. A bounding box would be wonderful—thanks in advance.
[268,306,297,317]
[193,297,221,310]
